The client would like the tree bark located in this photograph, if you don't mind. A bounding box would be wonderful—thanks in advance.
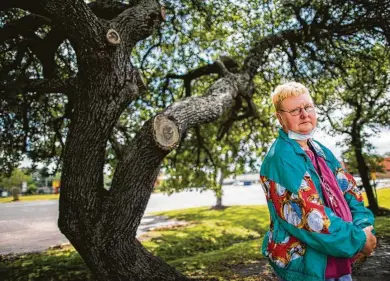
[352,131,379,214]
[213,169,224,209]
[72,238,189,281]
[44,1,190,279]
[215,194,223,208]
[57,64,191,281]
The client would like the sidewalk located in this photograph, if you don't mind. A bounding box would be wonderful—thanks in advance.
[0,215,182,255]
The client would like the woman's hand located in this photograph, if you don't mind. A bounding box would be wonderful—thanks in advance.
[361,225,377,256]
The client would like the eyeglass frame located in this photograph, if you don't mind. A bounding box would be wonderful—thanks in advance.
[278,104,316,116]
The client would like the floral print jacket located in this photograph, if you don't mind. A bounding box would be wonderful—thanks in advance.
[259,129,374,281]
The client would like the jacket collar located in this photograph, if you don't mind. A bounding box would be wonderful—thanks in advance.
[278,128,326,159]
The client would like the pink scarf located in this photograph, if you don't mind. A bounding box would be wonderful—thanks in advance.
[305,148,353,278]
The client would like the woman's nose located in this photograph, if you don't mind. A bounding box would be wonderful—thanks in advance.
[300,108,309,118]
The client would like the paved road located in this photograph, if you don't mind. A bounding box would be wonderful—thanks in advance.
[0,185,266,255]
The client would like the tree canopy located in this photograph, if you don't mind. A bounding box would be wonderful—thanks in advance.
[2,0,389,175]
[0,167,31,191]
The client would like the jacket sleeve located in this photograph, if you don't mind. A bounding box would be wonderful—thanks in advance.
[335,168,375,229]
[260,173,366,258]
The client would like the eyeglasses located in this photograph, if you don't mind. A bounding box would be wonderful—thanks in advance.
[279,104,316,116]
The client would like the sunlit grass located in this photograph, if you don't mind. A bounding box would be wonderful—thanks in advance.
[362,187,390,208]
[143,205,269,261]
[369,188,390,237]
[0,194,59,203]
[169,238,269,280]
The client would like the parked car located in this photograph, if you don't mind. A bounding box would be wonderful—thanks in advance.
[0,189,9,197]
[36,186,53,194]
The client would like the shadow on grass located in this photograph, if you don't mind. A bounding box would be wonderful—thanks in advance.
[0,247,91,281]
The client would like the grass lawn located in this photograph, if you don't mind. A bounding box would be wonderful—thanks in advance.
[1,189,389,281]
[363,187,390,207]
[0,194,59,203]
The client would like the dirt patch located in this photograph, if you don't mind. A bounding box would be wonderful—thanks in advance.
[353,236,390,281]
[232,260,277,280]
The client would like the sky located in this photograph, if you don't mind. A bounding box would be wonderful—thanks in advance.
[315,128,390,160]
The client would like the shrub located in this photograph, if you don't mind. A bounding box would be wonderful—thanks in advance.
[25,184,37,195]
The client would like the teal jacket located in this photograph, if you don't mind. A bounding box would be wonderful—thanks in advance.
[259,129,374,281]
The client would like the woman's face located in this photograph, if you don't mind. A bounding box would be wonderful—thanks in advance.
[277,93,317,134]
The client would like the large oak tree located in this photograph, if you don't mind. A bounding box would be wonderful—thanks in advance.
[1,0,390,280]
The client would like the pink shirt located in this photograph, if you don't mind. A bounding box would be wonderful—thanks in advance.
[305,148,353,278]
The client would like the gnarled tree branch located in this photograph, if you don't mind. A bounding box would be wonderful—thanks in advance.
[105,74,243,234]
[111,0,164,48]
[0,14,51,43]
[89,0,130,20]
[164,57,240,97]
[3,78,74,96]
[243,12,387,78]
[217,95,258,141]
[0,0,47,15]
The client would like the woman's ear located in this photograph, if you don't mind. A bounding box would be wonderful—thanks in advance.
[276,112,285,127]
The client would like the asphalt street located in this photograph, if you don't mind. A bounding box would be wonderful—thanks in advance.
[0,184,267,255]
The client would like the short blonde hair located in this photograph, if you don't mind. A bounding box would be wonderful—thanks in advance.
[271,82,310,111]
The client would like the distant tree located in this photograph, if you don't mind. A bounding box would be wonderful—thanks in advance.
[342,150,385,177]
[0,168,31,192]
[316,46,390,214]
[29,167,59,187]
[25,184,38,195]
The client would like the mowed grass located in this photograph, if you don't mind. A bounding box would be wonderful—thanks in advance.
[0,246,91,281]
[365,188,390,236]
[1,189,389,281]
[143,205,270,280]
[0,194,59,203]
[363,187,390,207]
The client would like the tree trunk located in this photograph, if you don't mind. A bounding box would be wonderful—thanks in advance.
[352,135,379,214]
[68,235,189,281]
[58,96,191,280]
[54,3,193,276]
[213,169,225,210]
[215,193,223,208]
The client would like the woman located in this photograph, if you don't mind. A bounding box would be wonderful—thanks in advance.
[259,82,377,281]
